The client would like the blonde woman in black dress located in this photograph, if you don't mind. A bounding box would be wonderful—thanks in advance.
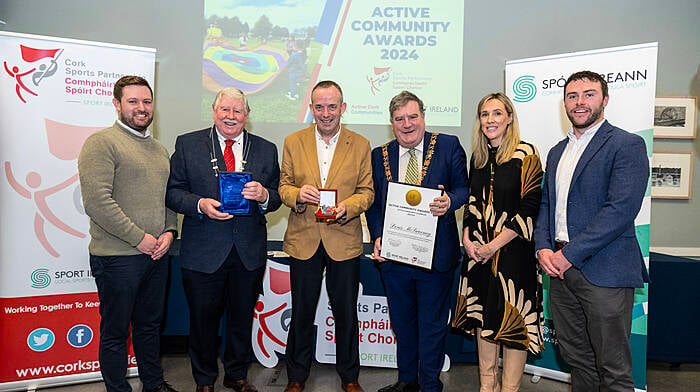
[453,93,545,391]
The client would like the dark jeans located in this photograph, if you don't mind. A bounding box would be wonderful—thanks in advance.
[285,244,360,384]
[550,268,635,392]
[182,246,264,386]
[90,254,169,392]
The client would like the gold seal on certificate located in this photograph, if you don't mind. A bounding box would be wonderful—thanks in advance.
[405,189,421,206]
[380,182,442,269]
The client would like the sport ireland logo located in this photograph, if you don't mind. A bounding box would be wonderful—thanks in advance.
[512,75,537,102]
[31,268,51,289]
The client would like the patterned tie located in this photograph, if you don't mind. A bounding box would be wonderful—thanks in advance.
[224,139,236,171]
[406,148,420,184]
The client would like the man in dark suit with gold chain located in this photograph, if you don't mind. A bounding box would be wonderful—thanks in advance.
[166,88,281,392]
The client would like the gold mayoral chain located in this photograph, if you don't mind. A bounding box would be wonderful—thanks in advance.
[382,133,438,184]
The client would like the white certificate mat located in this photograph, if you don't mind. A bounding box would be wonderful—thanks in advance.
[380,182,441,269]
[319,189,337,206]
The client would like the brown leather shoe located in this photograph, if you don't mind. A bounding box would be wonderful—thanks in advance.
[283,382,304,392]
[341,381,364,392]
[195,386,214,392]
[222,378,257,392]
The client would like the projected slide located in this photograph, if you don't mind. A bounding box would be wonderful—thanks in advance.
[203,0,464,126]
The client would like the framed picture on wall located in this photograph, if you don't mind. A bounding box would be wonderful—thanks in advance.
[653,96,697,138]
[651,151,693,199]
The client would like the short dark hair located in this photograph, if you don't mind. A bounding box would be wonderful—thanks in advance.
[113,75,153,101]
[311,80,343,103]
[564,70,608,98]
[389,90,425,118]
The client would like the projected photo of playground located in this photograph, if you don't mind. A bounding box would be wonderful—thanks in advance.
[202,1,323,123]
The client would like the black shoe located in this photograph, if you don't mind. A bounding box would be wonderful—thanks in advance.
[144,382,179,392]
[377,381,419,392]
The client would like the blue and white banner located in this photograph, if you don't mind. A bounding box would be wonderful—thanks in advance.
[505,42,657,391]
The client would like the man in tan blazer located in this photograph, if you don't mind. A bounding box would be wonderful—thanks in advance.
[279,80,373,392]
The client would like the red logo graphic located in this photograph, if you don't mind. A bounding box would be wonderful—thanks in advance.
[366,66,391,95]
[3,45,63,103]
[252,261,292,367]
[3,120,103,258]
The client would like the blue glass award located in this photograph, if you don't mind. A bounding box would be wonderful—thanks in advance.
[219,172,252,215]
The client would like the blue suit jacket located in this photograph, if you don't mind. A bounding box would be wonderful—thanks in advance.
[366,132,469,272]
[166,128,281,273]
[533,121,650,288]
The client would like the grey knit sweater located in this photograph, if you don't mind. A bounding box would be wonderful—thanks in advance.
[78,122,177,256]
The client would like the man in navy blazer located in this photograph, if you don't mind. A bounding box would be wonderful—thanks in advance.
[166,88,281,392]
[366,91,469,392]
[533,71,649,391]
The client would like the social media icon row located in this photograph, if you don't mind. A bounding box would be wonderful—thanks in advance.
[27,325,93,352]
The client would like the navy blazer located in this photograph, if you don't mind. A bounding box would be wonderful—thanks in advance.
[366,132,469,272]
[533,120,650,288]
[166,128,281,273]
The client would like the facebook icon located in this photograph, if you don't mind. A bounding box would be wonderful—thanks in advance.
[67,324,93,348]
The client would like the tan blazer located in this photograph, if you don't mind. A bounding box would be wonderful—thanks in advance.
[279,125,374,261]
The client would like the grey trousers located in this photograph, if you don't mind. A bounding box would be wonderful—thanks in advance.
[549,268,635,392]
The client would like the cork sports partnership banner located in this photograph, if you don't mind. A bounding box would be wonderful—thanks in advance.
[202,0,464,125]
[0,31,155,390]
[505,42,657,392]
[251,259,452,370]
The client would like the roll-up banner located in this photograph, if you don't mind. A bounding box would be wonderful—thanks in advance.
[505,42,657,392]
[0,31,155,391]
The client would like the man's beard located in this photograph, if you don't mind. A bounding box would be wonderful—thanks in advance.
[121,112,152,132]
[568,104,603,130]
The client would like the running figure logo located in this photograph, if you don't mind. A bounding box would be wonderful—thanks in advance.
[3,120,103,257]
[251,260,292,367]
[3,45,63,103]
[367,66,391,95]
[4,162,84,257]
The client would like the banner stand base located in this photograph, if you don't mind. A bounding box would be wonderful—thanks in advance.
[0,369,138,392]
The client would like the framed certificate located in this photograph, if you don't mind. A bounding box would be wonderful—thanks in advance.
[315,188,338,219]
[380,182,442,269]
[219,171,252,215]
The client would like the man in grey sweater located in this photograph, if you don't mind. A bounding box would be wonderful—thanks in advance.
[78,75,177,392]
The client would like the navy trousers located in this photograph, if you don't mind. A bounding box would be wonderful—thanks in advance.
[379,262,454,392]
[90,254,168,392]
[182,246,264,386]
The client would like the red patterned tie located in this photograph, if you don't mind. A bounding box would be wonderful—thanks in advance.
[224,139,236,171]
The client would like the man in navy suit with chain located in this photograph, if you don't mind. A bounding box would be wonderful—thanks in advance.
[366,91,469,392]
[166,88,281,392]
[534,71,649,391]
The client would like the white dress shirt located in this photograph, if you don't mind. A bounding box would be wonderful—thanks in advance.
[554,120,604,242]
[117,119,151,138]
[398,143,424,182]
[216,128,244,172]
[315,126,341,187]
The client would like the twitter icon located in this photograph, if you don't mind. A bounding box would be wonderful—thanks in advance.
[27,328,55,352]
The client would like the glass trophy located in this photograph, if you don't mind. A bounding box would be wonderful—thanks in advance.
[219,172,252,215]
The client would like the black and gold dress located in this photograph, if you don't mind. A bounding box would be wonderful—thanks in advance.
[453,141,545,354]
